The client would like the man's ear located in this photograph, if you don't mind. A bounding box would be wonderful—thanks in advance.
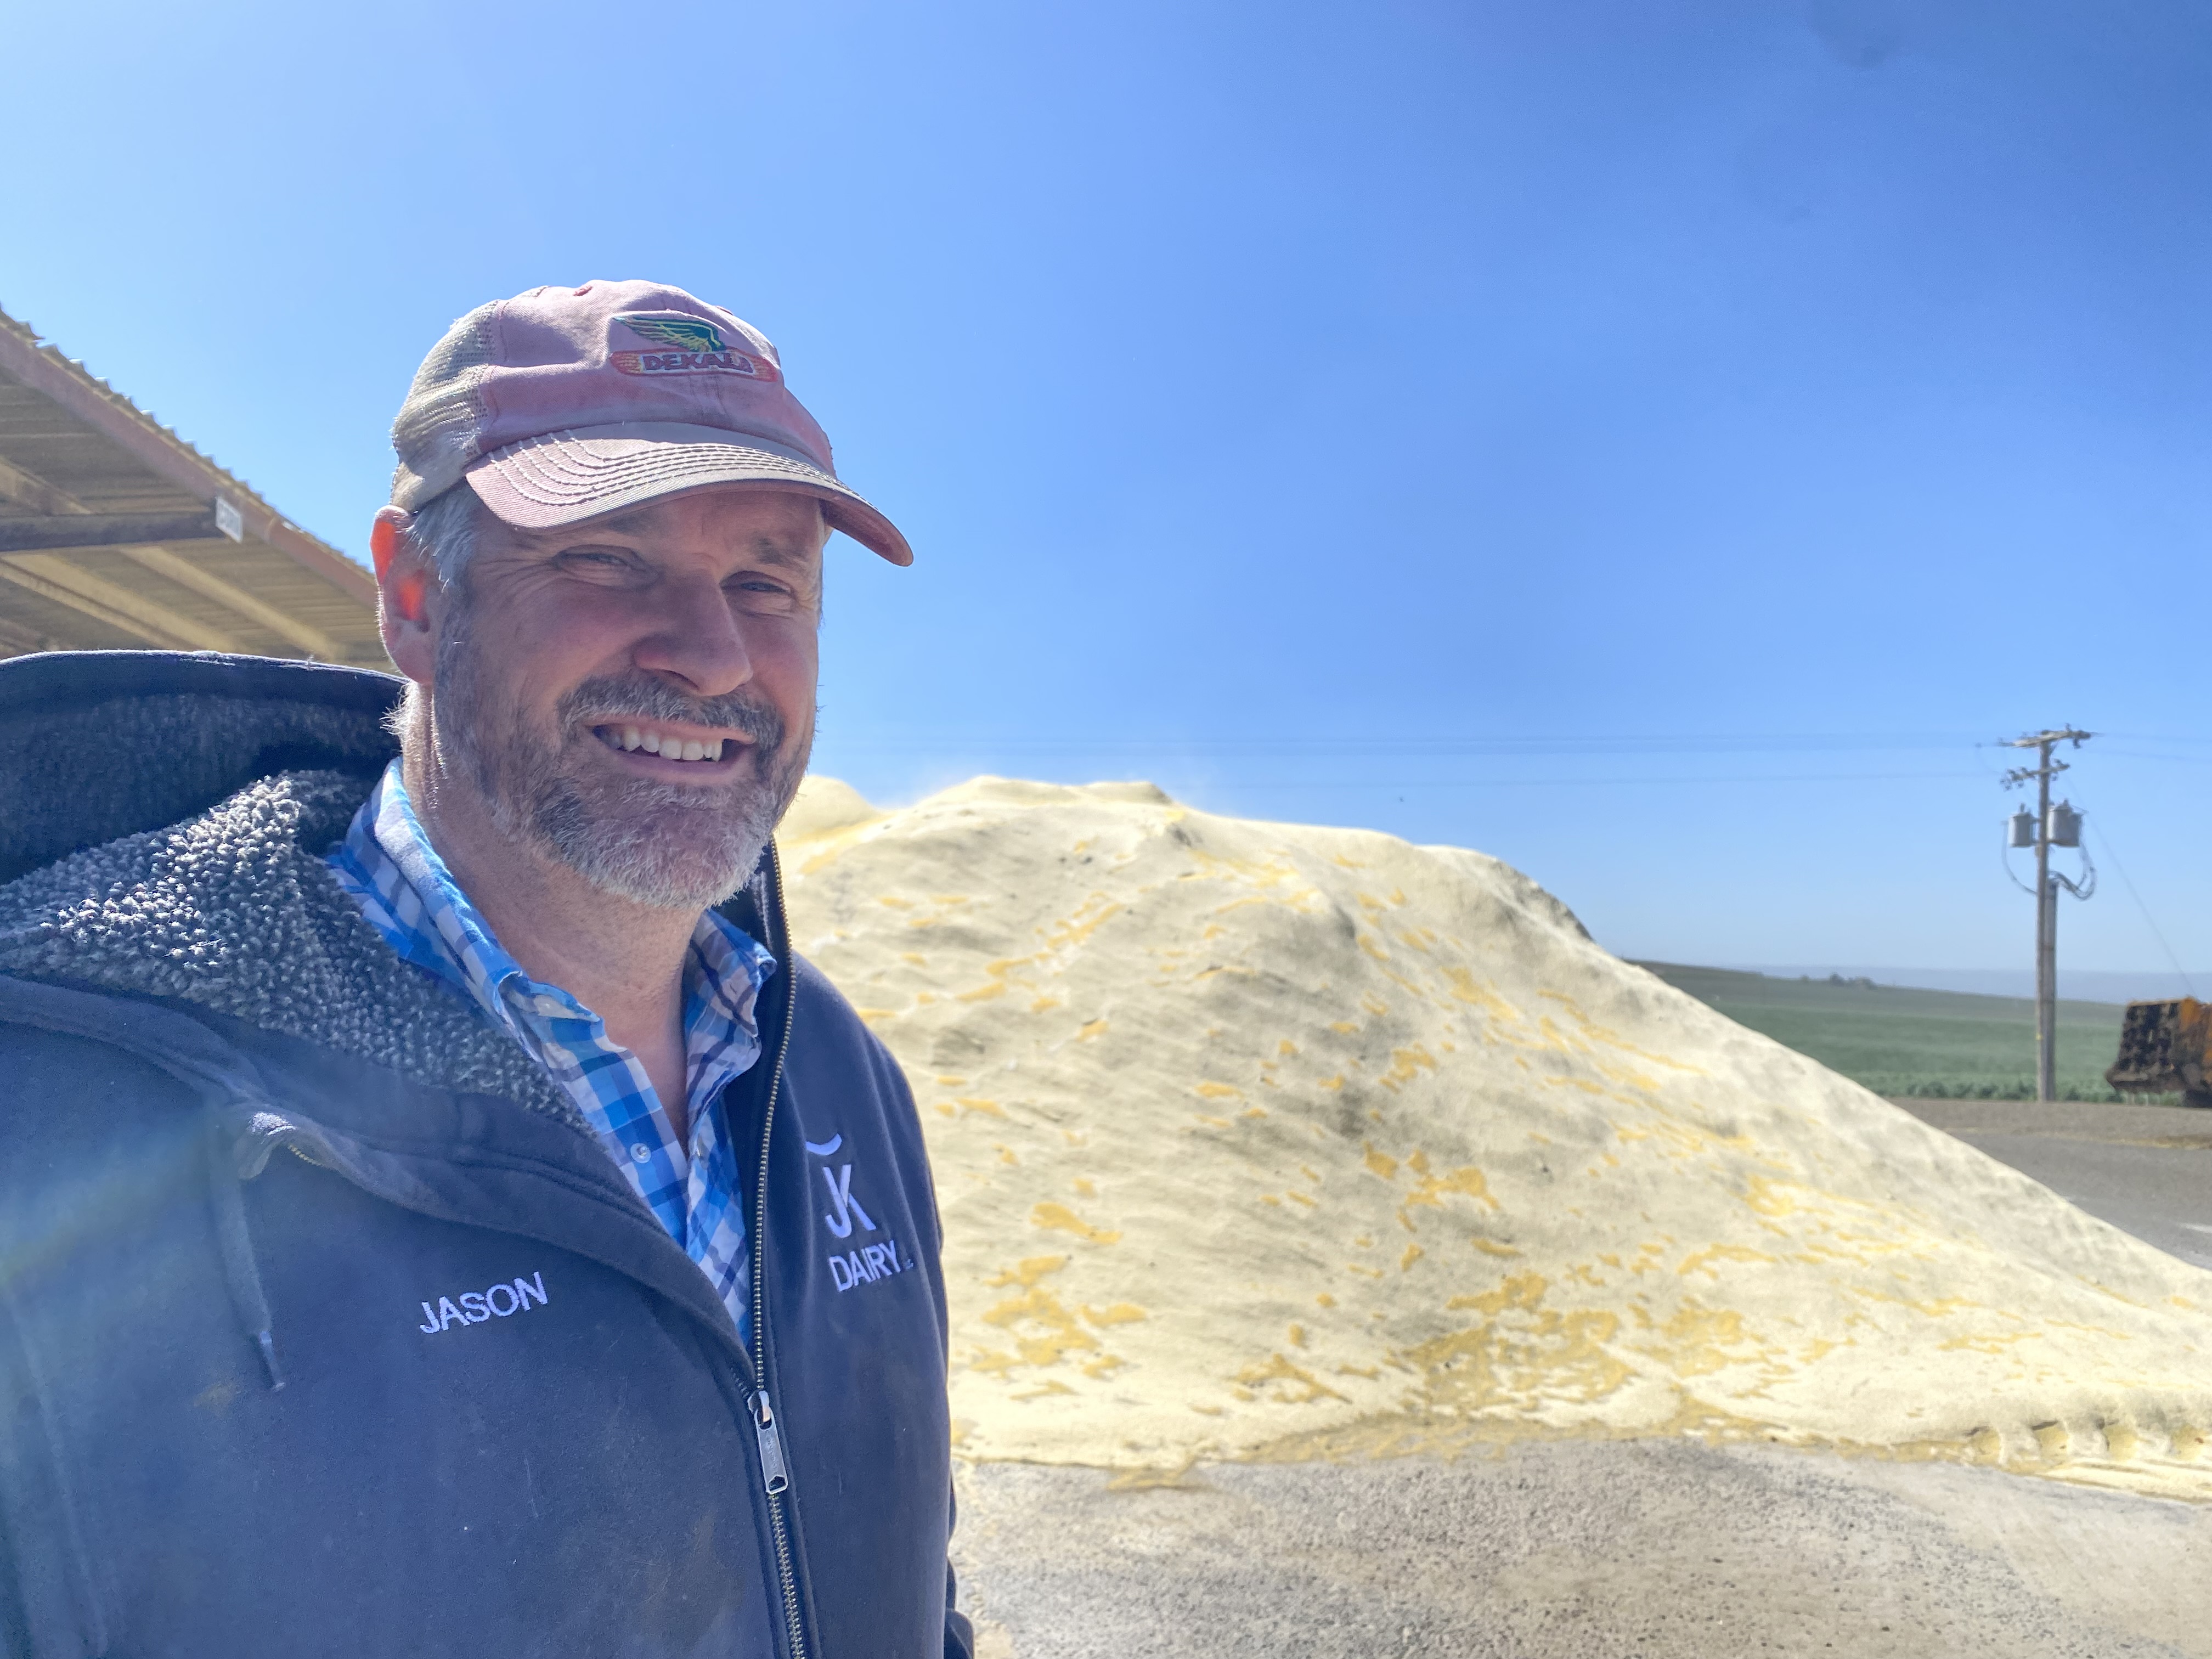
[371,506,439,688]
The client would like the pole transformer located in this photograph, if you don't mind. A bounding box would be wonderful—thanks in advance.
[2000,728,2094,1101]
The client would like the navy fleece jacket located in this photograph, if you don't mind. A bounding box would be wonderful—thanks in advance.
[0,651,971,1659]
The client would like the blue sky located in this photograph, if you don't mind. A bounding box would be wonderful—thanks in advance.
[4,0,2207,980]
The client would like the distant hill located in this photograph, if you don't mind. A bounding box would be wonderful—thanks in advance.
[1739,965,2208,1004]
[1631,962,2131,1101]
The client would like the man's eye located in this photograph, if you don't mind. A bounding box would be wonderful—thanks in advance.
[559,549,640,575]
[729,575,797,601]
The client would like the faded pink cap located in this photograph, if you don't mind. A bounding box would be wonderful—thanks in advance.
[389,279,910,565]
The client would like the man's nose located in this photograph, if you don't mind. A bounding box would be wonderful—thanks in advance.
[630,571,753,697]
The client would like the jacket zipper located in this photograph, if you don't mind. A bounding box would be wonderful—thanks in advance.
[748,838,808,1659]
[751,1390,791,1493]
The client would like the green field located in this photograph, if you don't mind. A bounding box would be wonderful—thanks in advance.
[1632,962,2133,1101]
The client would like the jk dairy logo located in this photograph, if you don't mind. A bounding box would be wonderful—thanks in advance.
[805,1134,914,1294]
[610,312,780,380]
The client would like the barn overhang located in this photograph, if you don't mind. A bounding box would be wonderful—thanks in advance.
[0,306,386,668]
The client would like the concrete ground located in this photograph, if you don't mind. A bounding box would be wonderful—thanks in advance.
[1891,1096,2212,1272]
[952,1441,2210,1657]
[951,1102,2212,1656]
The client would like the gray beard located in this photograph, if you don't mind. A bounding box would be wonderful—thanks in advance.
[430,611,811,911]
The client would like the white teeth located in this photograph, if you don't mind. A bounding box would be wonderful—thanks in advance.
[606,725,727,761]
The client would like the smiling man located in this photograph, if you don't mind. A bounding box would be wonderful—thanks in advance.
[0,283,969,1658]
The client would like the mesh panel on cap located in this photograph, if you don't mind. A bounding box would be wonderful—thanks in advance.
[388,302,501,510]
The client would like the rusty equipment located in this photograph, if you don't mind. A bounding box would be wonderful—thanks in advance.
[2107,998,2212,1109]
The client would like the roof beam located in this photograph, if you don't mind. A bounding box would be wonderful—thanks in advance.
[0,510,222,554]
[0,555,238,651]
[0,613,52,656]
[0,561,185,648]
[0,459,342,657]
[114,544,342,660]
[0,454,91,517]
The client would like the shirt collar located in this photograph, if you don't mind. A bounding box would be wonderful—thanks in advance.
[337,760,776,1040]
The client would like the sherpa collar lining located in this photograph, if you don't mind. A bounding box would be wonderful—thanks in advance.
[0,769,574,1122]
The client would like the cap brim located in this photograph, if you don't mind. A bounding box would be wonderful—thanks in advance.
[463,422,912,566]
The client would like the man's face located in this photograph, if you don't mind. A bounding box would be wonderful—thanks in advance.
[421,487,827,910]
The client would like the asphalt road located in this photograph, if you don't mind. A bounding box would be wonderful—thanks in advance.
[953,1442,2210,1658]
[1889,1097,2212,1272]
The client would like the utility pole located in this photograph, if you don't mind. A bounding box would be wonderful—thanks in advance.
[2000,729,2095,1101]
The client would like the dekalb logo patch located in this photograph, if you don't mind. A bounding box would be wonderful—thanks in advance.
[610,313,779,380]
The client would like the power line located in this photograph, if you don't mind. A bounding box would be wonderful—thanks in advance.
[822,732,1986,758]
[1159,770,1989,789]
[2089,819,2197,1000]
[820,735,2212,769]
[2085,748,2212,765]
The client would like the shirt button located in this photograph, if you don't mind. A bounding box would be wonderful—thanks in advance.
[630,1143,652,1163]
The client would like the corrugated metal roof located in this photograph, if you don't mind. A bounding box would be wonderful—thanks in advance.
[0,304,386,668]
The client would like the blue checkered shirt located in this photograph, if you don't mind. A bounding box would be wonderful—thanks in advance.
[327,761,776,1343]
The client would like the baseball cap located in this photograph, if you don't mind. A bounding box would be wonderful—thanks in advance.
[389,280,910,566]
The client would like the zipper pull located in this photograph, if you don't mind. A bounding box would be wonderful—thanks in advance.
[751,1391,791,1494]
